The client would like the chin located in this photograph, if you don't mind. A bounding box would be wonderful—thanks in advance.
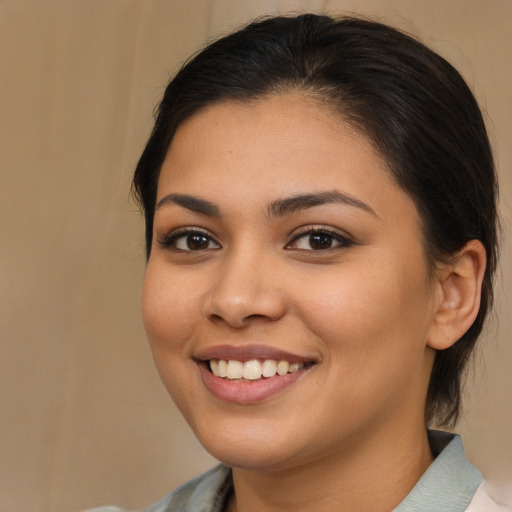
[190,415,309,471]
[205,443,303,472]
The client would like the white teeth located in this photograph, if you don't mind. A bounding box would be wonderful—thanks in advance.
[288,362,302,373]
[243,360,262,380]
[218,360,228,378]
[277,360,289,375]
[210,360,219,375]
[210,359,305,380]
[262,359,277,377]
[226,360,244,379]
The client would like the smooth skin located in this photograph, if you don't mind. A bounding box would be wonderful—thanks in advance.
[142,94,486,512]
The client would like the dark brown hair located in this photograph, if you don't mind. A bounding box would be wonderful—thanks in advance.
[132,14,499,427]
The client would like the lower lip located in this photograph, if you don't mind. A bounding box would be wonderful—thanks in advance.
[198,363,312,405]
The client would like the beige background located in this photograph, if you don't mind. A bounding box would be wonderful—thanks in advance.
[1,0,511,511]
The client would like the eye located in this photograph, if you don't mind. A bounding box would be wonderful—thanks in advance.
[287,227,354,251]
[158,229,221,252]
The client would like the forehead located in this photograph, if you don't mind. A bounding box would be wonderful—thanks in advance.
[157,94,415,221]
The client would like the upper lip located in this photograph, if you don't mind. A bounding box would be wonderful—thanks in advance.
[194,344,317,363]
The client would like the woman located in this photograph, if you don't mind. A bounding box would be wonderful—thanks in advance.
[91,14,502,512]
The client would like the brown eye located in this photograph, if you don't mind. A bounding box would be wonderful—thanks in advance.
[186,234,210,250]
[287,228,354,251]
[158,229,221,251]
[309,233,334,250]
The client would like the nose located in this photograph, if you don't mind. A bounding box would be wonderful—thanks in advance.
[203,248,286,329]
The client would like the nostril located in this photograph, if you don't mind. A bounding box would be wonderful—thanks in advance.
[208,311,277,328]
[203,275,286,327]
[245,313,269,321]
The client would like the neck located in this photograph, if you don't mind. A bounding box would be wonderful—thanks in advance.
[226,422,433,512]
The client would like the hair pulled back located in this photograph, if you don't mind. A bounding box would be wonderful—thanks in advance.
[133,14,499,427]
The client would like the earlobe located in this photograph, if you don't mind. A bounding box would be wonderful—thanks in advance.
[427,240,487,350]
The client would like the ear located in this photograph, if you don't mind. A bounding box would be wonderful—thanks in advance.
[427,240,487,350]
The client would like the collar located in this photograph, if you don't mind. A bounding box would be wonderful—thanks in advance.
[143,464,232,512]
[393,430,483,511]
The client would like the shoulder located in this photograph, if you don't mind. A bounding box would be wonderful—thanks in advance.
[465,482,512,512]
[81,465,232,512]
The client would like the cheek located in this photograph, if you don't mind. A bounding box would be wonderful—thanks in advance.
[295,266,433,424]
[141,264,205,410]
[297,260,432,368]
[141,263,199,354]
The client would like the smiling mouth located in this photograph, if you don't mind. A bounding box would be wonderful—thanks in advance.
[208,359,315,381]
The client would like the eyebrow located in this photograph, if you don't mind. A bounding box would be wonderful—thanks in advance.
[155,193,221,217]
[267,191,377,218]
[154,190,377,219]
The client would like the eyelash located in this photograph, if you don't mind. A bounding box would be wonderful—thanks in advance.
[157,226,355,253]
[157,228,220,252]
[286,226,355,252]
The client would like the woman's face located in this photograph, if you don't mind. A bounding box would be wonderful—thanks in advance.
[142,94,440,471]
